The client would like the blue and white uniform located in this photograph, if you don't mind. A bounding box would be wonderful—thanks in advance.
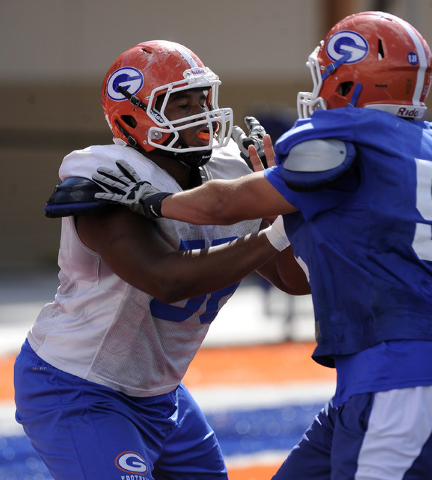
[14,140,261,480]
[265,108,432,479]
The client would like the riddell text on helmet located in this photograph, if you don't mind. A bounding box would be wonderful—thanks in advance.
[397,107,420,117]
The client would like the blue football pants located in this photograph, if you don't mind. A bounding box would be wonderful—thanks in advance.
[273,387,432,480]
[14,340,228,480]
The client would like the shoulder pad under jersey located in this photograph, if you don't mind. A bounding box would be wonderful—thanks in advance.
[44,177,114,218]
[279,139,357,191]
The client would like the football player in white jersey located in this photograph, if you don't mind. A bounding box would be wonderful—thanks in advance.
[92,13,432,480]
[13,40,309,480]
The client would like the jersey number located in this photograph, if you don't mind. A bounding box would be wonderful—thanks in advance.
[150,237,239,324]
[413,158,432,261]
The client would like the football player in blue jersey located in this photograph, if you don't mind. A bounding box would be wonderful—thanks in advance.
[93,12,432,479]
[13,41,309,480]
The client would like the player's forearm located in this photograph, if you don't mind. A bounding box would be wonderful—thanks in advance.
[155,217,291,302]
[158,229,279,302]
[161,179,242,225]
[161,173,295,225]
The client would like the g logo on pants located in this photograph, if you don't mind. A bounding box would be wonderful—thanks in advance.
[115,451,149,474]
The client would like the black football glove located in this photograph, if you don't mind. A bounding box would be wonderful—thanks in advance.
[232,116,267,168]
[92,160,172,219]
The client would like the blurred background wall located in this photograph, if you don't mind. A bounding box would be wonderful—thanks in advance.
[1,0,431,268]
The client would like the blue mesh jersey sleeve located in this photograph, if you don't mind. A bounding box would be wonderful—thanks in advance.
[266,108,432,366]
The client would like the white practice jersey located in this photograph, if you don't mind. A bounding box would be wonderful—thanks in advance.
[28,140,261,397]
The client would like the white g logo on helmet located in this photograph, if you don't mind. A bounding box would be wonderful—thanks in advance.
[326,31,369,64]
[107,67,144,101]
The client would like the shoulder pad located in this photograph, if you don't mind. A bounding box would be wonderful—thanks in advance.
[44,177,114,218]
[279,139,357,191]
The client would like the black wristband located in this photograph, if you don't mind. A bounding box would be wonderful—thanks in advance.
[139,192,172,219]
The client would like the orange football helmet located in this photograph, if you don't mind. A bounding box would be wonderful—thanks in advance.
[101,40,233,159]
[298,11,432,119]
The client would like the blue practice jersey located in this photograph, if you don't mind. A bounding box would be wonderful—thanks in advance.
[265,108,432,367]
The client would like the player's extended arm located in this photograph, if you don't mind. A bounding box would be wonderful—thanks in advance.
[163,172,291,224]
[76,207,290,303]
[92,136,296,225]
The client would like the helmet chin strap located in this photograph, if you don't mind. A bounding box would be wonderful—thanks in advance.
[173,137,212,167]
[145,137,212,168]
[347,84,363,107]
[175,149,212,167]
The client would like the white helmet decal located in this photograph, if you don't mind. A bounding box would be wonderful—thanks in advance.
[107,67,144,101]
[326,31,369,64]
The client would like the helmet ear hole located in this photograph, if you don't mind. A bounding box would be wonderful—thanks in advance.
[339,81,354,97]
[121,115,138,128]
[378,39,385,60]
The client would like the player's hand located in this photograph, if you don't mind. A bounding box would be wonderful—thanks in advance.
[248,134,276,171]
[92,160,172,219]
[232,116,267,168]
